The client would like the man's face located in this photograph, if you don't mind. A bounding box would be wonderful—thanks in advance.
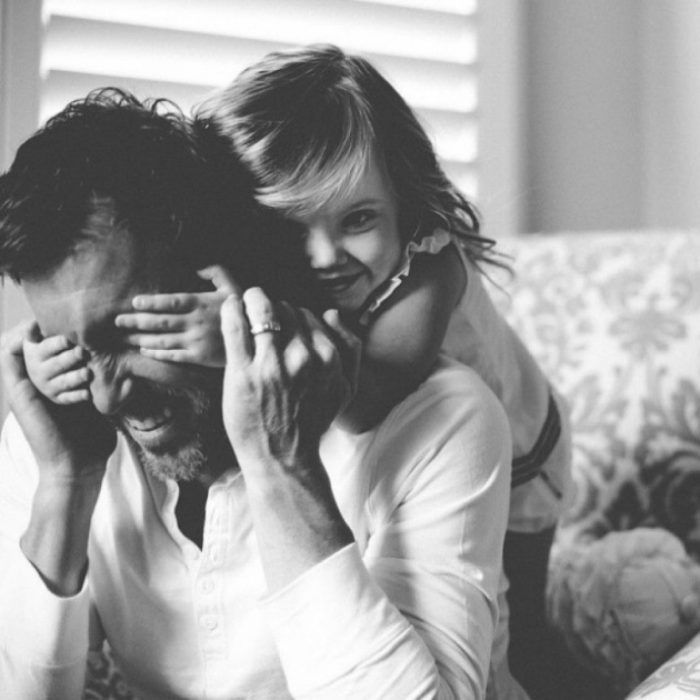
[22,228,233,483]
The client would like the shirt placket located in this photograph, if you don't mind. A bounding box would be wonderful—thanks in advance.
[195,478,231,694]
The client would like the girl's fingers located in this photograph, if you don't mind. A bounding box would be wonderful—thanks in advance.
[54,388,91,405]
[115,312,189,332]
[29,333,74,359]
[26,321,44,344]
[139,348,192,363]
[123,332,187,350]
[41,346,88,378]
[198,265,242,297]
[130,293,199,313]
[48,365,90,392]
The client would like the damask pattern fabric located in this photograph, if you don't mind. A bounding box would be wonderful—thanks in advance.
[491,231,700,694]
[493,231,700,548]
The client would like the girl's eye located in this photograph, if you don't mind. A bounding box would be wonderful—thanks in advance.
[343,209,377,232]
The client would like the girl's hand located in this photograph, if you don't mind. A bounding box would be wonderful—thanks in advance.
[23,323,91,405]
[115,265,240,368]
[1,322,116,478]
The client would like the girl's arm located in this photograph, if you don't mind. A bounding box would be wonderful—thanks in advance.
[339,243,466,433]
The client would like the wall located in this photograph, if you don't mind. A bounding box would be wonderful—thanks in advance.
[642,1,700,229]
[521,0,700,234]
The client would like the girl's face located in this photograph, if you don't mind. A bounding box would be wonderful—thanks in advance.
[291,157,402,313]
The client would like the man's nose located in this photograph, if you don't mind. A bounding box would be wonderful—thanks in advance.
[88,360,132,416]
[305,227,345,269]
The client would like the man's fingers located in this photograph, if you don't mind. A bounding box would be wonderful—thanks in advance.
[322,309,362,387]
[198,265,242,297]
[0,328,26,373]
[1,324,35,395]
[243,287,283,356]
[221,294,254,363]
[298,309,338,369]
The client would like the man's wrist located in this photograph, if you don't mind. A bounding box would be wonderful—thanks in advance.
[243,451,354,592]
[21,473,102,596]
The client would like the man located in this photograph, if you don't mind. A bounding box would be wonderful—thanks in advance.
[0,89,514,699]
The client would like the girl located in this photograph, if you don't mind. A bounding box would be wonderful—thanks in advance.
[28,45,571,699]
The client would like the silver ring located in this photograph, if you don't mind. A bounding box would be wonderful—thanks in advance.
[250,321,282,336]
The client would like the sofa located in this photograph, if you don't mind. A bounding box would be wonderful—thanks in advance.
[84,230,700,699]
[494,230,700,699]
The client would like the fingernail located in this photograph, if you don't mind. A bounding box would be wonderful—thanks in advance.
[132,297,144,309]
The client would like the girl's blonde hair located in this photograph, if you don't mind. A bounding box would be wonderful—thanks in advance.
[198,44,500,268]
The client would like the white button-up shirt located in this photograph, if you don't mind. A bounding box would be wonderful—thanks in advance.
[0,358,514,699]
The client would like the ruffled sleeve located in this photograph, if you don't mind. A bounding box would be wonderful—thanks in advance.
[358,229,454,326]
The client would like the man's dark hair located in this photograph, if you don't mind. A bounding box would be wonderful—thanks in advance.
[0,88,309,300]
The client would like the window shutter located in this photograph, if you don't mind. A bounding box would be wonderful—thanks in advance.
[42,0,479,198]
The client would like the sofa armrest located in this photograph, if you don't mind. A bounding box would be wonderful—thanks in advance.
[626,631,700,699]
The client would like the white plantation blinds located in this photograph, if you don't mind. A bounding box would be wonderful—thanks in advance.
[40,0,480,198]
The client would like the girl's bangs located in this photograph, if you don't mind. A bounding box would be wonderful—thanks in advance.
[255,112,374,216]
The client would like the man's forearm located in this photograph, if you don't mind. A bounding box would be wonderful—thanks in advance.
[244,453,354,593]
[20,473,102,596]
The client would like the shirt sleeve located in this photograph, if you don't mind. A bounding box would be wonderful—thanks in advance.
[0,413,92,700]
[262,360,512,699]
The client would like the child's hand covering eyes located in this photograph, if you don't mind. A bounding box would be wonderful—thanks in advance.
[114,265,240,368]
[23,323,91,405]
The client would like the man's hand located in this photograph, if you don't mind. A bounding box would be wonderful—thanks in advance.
[0,322,116,596]
[220,287,359,472]
[220,287,359,590]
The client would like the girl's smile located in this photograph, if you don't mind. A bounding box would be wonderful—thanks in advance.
[292,156,402,313]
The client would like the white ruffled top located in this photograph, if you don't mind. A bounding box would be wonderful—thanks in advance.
[359,229,453,326]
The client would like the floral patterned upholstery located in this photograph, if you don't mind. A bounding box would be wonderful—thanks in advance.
[627,631,700,699]
[494,231,700,543]
[84,648,136,700]
[492,230,700,697]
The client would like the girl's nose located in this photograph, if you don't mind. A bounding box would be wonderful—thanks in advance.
[88,360,132,415]
[305,226,346,269]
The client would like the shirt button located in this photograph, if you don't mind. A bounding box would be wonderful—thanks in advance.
[200,579,214,594]
[201,615,218,631]
[208,546,221,564]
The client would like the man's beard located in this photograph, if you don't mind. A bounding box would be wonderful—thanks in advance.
[110,378,236,483]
